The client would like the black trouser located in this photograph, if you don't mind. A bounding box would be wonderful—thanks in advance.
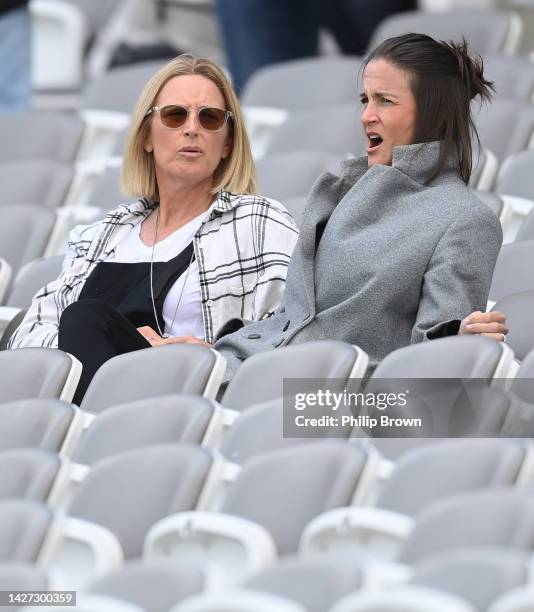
[58,299,150,406]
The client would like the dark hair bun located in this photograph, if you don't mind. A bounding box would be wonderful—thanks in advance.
[443,38,494,101]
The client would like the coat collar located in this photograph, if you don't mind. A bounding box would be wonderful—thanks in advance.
[339,141,459,186]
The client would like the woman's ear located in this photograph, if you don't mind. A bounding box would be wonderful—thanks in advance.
[144,134,153,153]
[221,136,233,160]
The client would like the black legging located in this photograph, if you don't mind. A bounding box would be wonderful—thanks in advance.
[58,299,150,405]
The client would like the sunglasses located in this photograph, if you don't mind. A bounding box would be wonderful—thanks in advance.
[145,105,233,132]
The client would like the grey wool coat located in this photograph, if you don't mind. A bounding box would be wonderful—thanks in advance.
[214,141,503,380]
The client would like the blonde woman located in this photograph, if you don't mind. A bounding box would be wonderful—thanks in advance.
[9,56,298,403]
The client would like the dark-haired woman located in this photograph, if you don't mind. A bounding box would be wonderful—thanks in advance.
[165,34,510,378]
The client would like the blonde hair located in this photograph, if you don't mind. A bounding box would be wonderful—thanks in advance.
[122,55,257,199]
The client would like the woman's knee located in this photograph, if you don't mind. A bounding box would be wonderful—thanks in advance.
[59,299,116,331]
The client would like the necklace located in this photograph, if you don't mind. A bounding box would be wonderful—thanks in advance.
[149,206,196,339]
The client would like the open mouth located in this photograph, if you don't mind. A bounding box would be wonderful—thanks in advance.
[367,134,383,151]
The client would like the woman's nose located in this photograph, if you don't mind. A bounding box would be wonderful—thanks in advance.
[183,109,199,134]
[361,102,378,126]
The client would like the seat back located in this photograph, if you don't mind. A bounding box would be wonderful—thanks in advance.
[474,100,534,164]
[0,449,60,502]
[376,439,527,517]
[0,348,81,403]
[86,166,137,213]
[496,150,534,202]
[0,499,52,562]
[88,560,205,612]
[82,60,167,113]
[473,190,504,218]
[485,54,534,102]
[5,255,63,309]
[492,290,534,360]
[515,208,534,242]
[74,395,215,465]
[399,489,534,565]
[81,344,226,413]
[256,150,341,202]
[221,442,369,554]
[369,10,522,55]
[242,56,361,111]
[221,340,368,411]
[0,111,84,163]
[0,205,56,277]
[67,444,214,558]
[412,548,530,612]
[0,160,73,209]
[510,350,534,405]
[371,335,512,380]
[489,241,534,303]
[244,556,363,612]
[266,104,367,157]
[0,398,75,453]
[0,257,11,305]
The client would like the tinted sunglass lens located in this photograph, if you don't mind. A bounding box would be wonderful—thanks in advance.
[199,107,226,131]
[160,105,188,128]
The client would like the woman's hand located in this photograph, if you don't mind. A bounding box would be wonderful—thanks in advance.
[137,326,212,348]
[458,311,508,342]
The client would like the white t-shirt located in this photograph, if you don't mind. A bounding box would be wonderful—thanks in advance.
[107,212,205,339]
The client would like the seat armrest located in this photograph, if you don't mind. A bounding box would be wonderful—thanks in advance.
[300,506,414,562]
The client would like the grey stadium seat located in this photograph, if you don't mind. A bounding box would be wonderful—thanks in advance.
[489,586,534,612]
[515,208,534,242]
[369,10,522,55]
[145,442,375,574]
[0,348,81,403]
[244,556,364,612]
[0,111,84,164]
[0,398,77,453]
[64,444,214,559]
[171,590,307,612]
[221,340,368,411]
[329,585,476,612]
[241,56,361,111]
[492,290,534,360]
[220,398,334,465]
[73,394,217,465]
[86,165,137,213]
[509,350,534,405]
[80,344,226,413]
[473,189,504,218]
[398,489,534,565]
[0,258,11,305]
[370,335,513,380]
[281,196,309,228]
[474,100,534,164]
[0,205,56,278]
[412,548,532,612]
[496,150,534,201]
[0,449,60,503]
[301,438,530,561]
[489,241,534,303]
[0,562,48,611]
[23,595,146,612]
[0,500,52,562]
[266,104,368,157]
[82,61,167,114]
[256,150,341,202]
[485,54,534,102]
[375,439,530,518]
[3,255,63,309]
[224,445,371,555]
[88,560,205,612]
[0,160,73,209]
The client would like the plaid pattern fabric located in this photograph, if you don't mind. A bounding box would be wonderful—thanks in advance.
[8,191,299,348]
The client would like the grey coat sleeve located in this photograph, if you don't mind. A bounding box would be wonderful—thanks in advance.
[411,204,503,344]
